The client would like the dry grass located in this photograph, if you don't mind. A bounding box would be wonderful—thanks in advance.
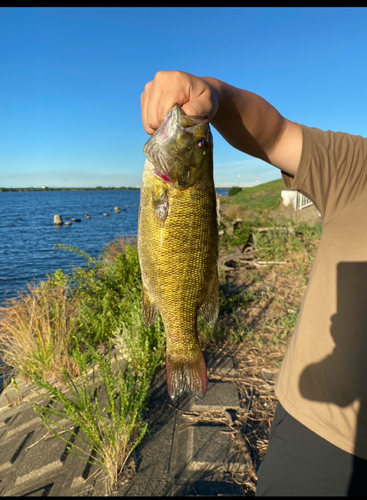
[222,203,246,221]
[0,281,80,385]
[102,235,137,262]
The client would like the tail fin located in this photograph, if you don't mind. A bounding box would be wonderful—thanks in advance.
[165,350,208,400]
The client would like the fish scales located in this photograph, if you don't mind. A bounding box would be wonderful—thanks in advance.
[138,105,219,400]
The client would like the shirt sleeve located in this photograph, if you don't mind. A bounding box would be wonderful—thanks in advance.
[281,125,367,223]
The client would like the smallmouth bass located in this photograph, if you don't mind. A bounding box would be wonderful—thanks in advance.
[138,104,219,400]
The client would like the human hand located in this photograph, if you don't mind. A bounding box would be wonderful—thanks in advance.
[141,71,219,135]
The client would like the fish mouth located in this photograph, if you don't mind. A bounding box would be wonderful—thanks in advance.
[153,167,172,185]
[143,105,209,186]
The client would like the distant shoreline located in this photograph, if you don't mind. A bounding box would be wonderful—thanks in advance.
[0,187,140,192]
[0,186,230,193]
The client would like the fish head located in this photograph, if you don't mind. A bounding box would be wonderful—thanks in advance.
[143,104,213,189]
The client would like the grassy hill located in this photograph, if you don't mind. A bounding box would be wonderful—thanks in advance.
[229,178,284,212]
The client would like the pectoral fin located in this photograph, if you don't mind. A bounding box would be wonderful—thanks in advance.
[152,186,169,224]
[200,268,219,327]
[141,279,158,327]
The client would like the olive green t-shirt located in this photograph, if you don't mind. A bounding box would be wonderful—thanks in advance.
[277,124,367,459]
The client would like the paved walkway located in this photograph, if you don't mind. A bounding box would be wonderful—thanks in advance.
[0,352,246,496]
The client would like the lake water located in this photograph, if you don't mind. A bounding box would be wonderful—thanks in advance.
[0,189,141,304]
[0,188,228,304]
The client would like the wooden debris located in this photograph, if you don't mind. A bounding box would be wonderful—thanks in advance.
[218,245,287,270]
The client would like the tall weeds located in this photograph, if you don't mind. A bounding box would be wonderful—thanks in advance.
[31,342,152,493]
[0,281,79,384]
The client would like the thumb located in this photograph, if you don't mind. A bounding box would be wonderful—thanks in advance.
[181,102,202,117]
[181,100,211,118]
[181,91,218,120]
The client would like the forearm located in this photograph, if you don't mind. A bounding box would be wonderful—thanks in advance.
[202,77,294,167]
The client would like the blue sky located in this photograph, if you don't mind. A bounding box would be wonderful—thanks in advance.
[1,7,367,188]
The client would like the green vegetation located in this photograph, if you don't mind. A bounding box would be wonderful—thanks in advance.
[228,186,243,197]
[212,178,321,359]
[0,178,322,493]
[50,239,144,348]
[230,178,284,211]
[31,341,158,491]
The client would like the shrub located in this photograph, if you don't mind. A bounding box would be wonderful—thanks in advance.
[53,239,142,347]
[228,186,243,197]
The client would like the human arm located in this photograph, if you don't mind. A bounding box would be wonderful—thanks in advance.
[141,71,302,177]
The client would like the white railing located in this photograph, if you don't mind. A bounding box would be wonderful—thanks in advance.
[281,190,313,211]
[295,192,313,211]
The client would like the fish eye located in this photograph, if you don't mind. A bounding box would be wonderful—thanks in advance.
[197,138,207,148]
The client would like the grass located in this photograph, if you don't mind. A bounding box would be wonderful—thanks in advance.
[31,342,155,494]
[0,281,80,385]
[209,217,321,352]
[202,179,321,359]
[228,179,284,211]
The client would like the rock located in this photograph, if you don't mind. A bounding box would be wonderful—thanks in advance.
[53,215,63,225]
[84,214,91,219]
[64,221,72,226]
[71,218,81,222]
[103,213,109,217]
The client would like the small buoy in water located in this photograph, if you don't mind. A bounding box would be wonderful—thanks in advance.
[84,214,91,219]
[64,221,72,226]
[103,213,109,217]
[53,215,63,225]
[114,206,121,213]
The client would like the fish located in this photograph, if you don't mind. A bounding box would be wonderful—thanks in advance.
[137,104,219,400]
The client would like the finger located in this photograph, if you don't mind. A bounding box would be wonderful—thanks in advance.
[141,71,190,133]
[141,81,158,135]
[141,87,177,134]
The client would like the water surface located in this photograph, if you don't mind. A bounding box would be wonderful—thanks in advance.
[0,190,140,303]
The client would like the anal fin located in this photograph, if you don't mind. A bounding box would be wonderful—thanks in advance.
[200,268,219,327]
[141,278,158,327]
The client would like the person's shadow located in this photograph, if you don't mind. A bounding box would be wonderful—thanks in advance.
[299,262,367,494]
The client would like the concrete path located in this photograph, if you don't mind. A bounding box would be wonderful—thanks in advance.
[0,351,246,496]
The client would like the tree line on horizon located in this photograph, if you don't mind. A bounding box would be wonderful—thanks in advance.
[0,186,140,192]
